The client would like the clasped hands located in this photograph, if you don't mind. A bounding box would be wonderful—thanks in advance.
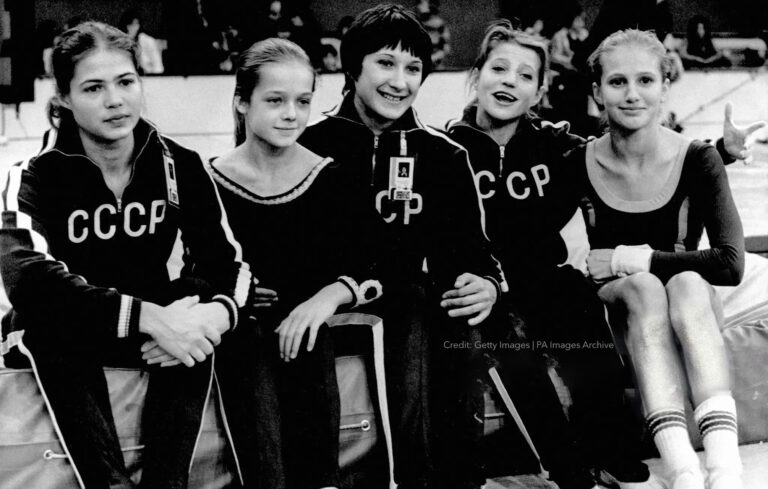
[140,295,230,368]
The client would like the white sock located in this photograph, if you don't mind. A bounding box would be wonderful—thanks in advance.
[646,409,703,487]
[694,394,742,489]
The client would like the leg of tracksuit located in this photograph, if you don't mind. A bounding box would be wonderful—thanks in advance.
[216,321,285,489]
[488,308,595,489]
[28,341,135,489]
[138,357,212,489]
[278,325,341,489]
[521,267,649,482]
[380,286,433,489]
[430,307,486,489]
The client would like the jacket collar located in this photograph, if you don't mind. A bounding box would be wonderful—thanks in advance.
[39,117,158,163]
[324,92,423,133]
[448,103,546,138]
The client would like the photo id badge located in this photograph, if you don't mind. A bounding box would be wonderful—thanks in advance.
[389,157,414,201]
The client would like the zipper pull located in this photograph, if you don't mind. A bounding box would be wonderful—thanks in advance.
[371,135,379,186]
[498,145,505,178]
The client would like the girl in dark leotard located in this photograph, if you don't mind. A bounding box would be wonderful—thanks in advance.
[211,38,383,489]
[582,29,745,489]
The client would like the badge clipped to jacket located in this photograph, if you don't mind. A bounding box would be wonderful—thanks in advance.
[389,131,414,201]
[160,141,180,208]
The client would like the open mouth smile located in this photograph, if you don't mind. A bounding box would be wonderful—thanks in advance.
[379,91,407,103]
[492,91,518,104]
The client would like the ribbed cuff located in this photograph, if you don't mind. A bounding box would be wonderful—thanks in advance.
[337,276,383,308]
[212,294,238,331]
[483,275,503,298]
[118,295,142,338]
[337,277,358,307]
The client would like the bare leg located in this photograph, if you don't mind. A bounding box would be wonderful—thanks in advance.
[666,272,741,489]
[665,271,730,406]
[599,273,686,412]
[599,273,703,489]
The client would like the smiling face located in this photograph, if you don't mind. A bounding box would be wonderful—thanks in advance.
[237,60,314,149]
[592,44,669,132]
[352,43,424,134]
[473,42,543,127]
[61,47,142,146]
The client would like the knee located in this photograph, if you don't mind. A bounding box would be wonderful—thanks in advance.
[621,272,667,314]
[666,272,716,342]
[666,271,710,305]
[620,273,670,344]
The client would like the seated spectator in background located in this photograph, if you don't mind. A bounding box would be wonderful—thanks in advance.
[416,0,451,69]
[321,42,341,72]
[680,14,731,69]
[281,6,323,69]
[164,0,220,74]
[37,20,61,77]
[336,15,354,38]
[245,0,283,45]
[550,7,589,73]
[120,9,164,74]
[215,24,247,73]
[524,17,546,38]
[548,6,596,136]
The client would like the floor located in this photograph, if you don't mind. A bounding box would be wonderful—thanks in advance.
[486,442,768,488]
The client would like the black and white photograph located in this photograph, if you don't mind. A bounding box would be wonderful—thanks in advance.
[1,1,767,488]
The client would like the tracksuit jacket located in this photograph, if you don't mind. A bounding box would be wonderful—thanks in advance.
[445,106,586,288]
[300,95,505,294]
[0,118,251,349]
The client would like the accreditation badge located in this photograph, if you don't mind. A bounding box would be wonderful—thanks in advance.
[389,157,414,201]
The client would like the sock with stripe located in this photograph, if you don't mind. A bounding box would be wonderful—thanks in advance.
[646,409,704,489]
[694,394,742,489]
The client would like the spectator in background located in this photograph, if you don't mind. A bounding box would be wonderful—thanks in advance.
[251,0,284,43]
[550,7,588,73]
[548,6,595,136]
[336,15,354,38]
[164,0,220,74]
[285,6,323,69]
[680,14,731,69]
[37,20,61,77]
[416,0,451,69]
[215,24,247,73]
[120,9,164,74]
[321,43,340,72]
[524,17,546,38]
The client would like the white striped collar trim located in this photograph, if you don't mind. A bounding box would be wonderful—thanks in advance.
[208,157,334,205]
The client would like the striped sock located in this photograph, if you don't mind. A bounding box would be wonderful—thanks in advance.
[694,395,742,489]
[646,409,703,489]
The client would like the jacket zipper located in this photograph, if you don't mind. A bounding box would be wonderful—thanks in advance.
[371,135,379,186]
[498,145,505,178]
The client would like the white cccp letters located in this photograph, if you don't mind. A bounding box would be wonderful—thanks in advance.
[68,200,166,243]
[474,164,550,200]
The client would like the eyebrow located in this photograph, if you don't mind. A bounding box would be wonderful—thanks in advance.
[262,90,314,96]
[78,72,136,86]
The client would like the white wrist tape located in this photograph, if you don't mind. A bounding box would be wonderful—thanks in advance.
[611,245,654,276]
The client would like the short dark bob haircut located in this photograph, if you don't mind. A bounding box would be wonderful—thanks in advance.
[340,4,433,92]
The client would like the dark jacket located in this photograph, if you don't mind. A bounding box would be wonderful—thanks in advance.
[0,118,251,347]
[445,106,586,286]
[300,95,505,295]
